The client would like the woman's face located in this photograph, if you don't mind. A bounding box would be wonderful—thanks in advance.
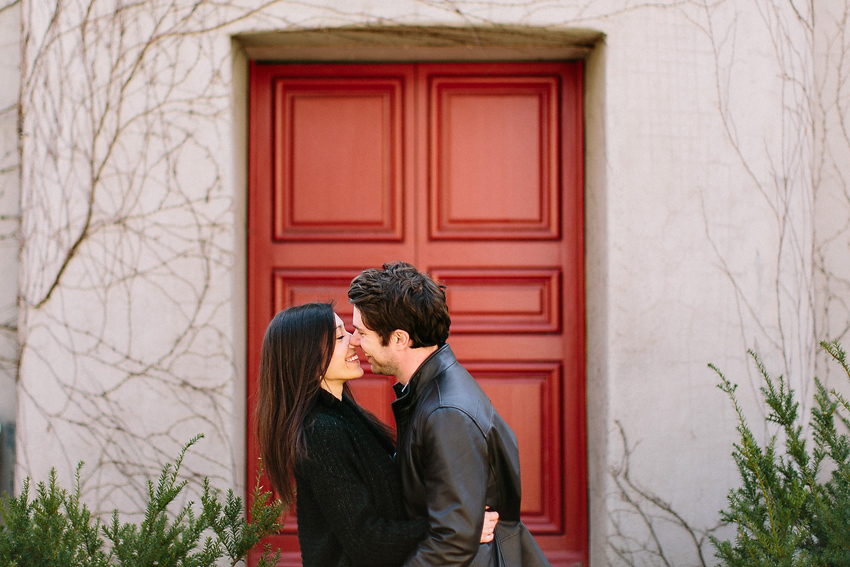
[322,314,364,395]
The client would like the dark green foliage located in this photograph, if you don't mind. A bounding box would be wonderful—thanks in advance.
[203,474,284,567]
[711,341,850,567]
[0,434,283,567]
[0,467,109,567]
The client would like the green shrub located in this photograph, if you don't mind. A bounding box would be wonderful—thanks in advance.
[711,341,850,567]
[0,434,283,567]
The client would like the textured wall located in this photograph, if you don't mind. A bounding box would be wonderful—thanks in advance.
[17,1,240,513]
[8,1,847,565]
[0,0,21,498]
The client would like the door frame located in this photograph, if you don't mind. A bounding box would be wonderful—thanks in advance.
[238,30,600,566]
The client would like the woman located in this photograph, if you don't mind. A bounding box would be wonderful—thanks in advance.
[255,303,496,567]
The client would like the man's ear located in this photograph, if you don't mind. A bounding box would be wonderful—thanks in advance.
[390,329,411,349]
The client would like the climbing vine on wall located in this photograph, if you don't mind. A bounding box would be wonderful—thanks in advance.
[16,0,273,512]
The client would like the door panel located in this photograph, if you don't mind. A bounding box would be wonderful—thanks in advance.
[433,268,561,334]
[248,61,585,567]
[273,77,405,241]
[429,75,561,239]
[466,361,563,533]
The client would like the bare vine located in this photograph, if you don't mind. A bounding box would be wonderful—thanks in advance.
[15,0,293,513]
[692,0,817,409]
[609,422,725,567]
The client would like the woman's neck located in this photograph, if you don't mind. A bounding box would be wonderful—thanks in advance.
[321,380,343,400]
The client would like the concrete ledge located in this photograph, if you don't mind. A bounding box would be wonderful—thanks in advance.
[237,25,602,62]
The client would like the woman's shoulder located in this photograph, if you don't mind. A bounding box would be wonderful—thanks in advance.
[305,401,365,445]
[304,403,348,432]
[298,410,351,466]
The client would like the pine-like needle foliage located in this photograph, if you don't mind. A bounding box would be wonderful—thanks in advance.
[0,434,284,567]
[0,466,109,567]
[711,341,850,567]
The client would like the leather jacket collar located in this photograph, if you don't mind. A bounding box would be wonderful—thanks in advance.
[392,343,455,407]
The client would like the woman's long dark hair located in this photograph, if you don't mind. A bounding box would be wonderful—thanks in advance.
[255,302,336,506]
[254,302,395,506]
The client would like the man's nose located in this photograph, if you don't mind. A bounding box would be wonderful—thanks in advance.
[350,331,361,346]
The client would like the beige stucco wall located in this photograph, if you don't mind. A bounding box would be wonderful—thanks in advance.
[0,0,21,498]
[7,1,847,565]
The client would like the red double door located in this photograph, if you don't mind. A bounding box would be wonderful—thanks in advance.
[247,61,586,566]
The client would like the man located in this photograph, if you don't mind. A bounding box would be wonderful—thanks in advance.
[348,261,549,567]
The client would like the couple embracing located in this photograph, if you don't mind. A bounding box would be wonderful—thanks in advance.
[256,261,550,567]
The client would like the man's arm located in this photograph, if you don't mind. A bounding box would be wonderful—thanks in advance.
[403,406,490,567]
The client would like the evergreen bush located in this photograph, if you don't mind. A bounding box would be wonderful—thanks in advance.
[0,434,283,567]
[711,341,850,567]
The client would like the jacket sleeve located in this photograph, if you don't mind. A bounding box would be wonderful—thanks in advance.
[298,417,429,567]
[402,406,490,567]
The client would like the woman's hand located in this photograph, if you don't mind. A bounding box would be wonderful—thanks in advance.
[479,508,500,543]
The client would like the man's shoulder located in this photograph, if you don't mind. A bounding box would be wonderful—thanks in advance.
[433,360,483,397]
[419,363,492,423]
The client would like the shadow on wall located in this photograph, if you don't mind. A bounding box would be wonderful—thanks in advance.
[0,422,14,497]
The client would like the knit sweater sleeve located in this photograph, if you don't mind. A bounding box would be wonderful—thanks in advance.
[298,414,429,567]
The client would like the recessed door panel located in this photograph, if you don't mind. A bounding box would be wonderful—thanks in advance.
[273,78,404,241]
[431,268,561,333]
[467,361,563,533]
[430,76,560,239]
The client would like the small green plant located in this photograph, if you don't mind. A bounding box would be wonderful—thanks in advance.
[710,341,850,567]
[0,434,283,567]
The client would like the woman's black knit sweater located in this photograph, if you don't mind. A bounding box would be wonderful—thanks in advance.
[294,389,428,567]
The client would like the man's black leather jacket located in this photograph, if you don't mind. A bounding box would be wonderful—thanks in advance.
[392,344,523,567]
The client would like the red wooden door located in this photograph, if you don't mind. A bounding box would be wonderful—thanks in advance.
[247,61,585,567]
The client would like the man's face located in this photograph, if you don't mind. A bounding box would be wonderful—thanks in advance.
[351,306,400,378]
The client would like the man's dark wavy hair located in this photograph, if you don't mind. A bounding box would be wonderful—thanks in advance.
[348,261,450,348]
